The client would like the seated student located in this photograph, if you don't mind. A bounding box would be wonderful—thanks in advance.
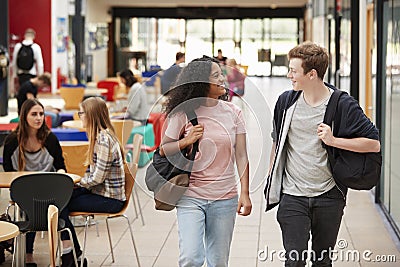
[16,72,51,115]
[59,97,126,267]
[118,69,149,124]
[15,72,59,127]
[3,99,66,267]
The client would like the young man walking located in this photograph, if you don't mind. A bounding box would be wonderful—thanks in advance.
[12,28,44,89]
[264,42,380,266]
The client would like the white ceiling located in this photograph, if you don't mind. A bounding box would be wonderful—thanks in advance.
[98,0,309,8]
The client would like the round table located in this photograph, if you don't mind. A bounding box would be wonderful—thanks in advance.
[0,172,81,188]
[62,120,85,131]
[0,221,19,242]
[84,88,108,96]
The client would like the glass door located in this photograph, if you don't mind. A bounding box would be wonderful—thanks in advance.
[389,0,400,232]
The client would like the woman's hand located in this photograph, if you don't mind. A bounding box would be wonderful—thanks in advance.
[184,124,204,145]
[237,193,252,216]
[57,169,66,174]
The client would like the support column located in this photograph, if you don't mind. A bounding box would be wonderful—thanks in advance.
[72,0,84,83]
[350,0,360,100]
[0,0,9,116]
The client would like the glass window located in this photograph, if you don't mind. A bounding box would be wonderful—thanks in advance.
[214,19,235,60]
[157,19,184,69]
[387,0,400,231]
[185,20,213,62]
[241,19,263,75]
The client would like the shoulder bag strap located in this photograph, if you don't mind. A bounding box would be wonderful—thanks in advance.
[184,110,199,169]
[322,89,343,168]
[323,89,342,127]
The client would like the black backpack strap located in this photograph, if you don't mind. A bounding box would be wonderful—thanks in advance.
[323,89,344,169]
[323,90,343,127]
[184,110,199,162]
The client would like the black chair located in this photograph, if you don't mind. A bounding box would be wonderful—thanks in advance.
[9,173,78,266]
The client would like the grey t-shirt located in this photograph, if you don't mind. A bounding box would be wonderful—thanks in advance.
[11,148,55,172]
[283,90,336,197]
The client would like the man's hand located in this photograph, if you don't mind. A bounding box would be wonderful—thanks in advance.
[317,123,335,146]
[26,92,35,100]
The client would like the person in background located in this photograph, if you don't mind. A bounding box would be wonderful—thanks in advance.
[226,58,245,101]
[161,56,252,267]
[214,49,227,65]
[118,69,149,124]
[3,99,66,267]
[12,28,44,91]
[59,97,126,267]
[160,52,185,95]
[16,72,51,115]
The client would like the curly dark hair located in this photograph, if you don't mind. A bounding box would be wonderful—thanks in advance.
[164,56,228,115]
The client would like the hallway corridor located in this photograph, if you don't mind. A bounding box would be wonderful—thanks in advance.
[0,77,399,266]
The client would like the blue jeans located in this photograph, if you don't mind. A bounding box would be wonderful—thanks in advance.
[176,195,238,267]
[277,186,346,267]
[59,187,124,252]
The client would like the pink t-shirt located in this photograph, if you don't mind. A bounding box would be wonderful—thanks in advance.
[165,101,246,200]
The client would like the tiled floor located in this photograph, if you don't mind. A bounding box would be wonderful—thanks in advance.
[1,77,399,266]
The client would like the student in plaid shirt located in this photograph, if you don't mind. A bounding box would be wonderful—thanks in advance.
[59,97,126,267]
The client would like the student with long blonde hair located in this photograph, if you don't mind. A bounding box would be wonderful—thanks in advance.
[3,99,66,266]
[59,97,126,267]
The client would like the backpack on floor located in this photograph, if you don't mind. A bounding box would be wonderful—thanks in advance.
[17,44,34,71]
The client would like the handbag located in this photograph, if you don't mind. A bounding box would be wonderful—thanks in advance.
[323,90,382,190]
[145,110,199,211]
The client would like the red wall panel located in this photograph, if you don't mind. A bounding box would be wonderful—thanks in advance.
[9,0,52,72]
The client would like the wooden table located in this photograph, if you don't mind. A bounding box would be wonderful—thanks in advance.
[60,141,89,177]
[0,221,19,242]
[62,119,141,133]
[0,172,81,188]
[62,120,85,131]
[84,88,108,96]
[56,88,108,96]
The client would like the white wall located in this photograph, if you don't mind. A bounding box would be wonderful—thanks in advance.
[359,0,367,111]
[86,0,110,81]
[51,0,69,93]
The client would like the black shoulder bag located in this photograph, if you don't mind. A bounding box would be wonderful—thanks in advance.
[145,110,199,211]
[323,90,382,190]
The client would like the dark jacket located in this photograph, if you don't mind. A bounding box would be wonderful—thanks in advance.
[16,81,37,113]
[264,83,379,211]
[161,64,183,95]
